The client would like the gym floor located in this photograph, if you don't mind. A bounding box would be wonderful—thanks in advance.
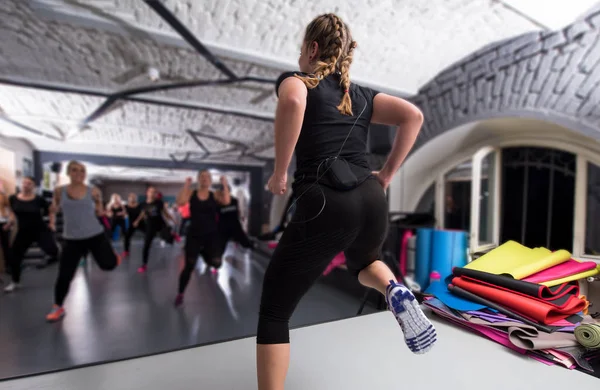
[0,238,372,380]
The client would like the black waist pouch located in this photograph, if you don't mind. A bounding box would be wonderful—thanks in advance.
[319,158,371,191]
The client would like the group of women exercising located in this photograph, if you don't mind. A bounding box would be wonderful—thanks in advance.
[0,161,254,321]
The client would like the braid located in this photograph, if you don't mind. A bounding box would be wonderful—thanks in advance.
[295,14,346,91]
[336,40,357,116]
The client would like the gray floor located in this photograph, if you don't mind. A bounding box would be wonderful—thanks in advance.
[0,239,373,380]
[1,311,597,390]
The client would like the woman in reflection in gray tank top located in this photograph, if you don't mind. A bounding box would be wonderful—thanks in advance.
[45,160,120,322]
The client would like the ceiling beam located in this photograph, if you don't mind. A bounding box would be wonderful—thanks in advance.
[143,0,237,80]
[0,116,63,141]
[80,76,275,126]
[0,77,274,122]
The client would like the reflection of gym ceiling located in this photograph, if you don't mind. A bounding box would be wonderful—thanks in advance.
[0,0,597,165]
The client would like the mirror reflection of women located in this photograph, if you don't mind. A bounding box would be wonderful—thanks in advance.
[4,176,59,293]
[46,161,120,322]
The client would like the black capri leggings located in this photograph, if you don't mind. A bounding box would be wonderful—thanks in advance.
[54,233,118,306]
[178,233,224,294]
[10,227,59,283]
[219,219,253,252]
[0,223,11,273]
[257,177,388,345]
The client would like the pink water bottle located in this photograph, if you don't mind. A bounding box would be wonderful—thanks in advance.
[429,271,441,284]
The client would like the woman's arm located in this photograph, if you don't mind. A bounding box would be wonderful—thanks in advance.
[272,77,307,178]
[48,187,62,230]
[214,177,231,205]
[3,201,16,231]
[176,178,193,206]
[162,208,175,224]
[370,94,424,188]
[133,211,145,227]
[91,187,104,217]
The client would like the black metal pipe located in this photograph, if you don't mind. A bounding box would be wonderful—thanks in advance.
[110,76,274,100]
[128,95,273,122]
[0,117,63,141]
[0,78,274,122]
[81,76,276,125]
[144,0,237,80]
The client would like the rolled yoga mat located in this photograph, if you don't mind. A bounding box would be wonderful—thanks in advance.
[574,323,600,349]
[523,259,598,284]
[415,228,433,289]
[464,240,571,279]
[430,229,454,279]
[451,231,468,269]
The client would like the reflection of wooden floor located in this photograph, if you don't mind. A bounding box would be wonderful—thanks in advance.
[0,240,367,380]
[3,311,597,390]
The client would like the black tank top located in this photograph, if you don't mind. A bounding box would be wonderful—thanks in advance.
[126,204,141,223]
[188,190,218,236]
[112,205,124,219]
[9,194,48,230]
[218,197,239,223]
[275,72,380,182]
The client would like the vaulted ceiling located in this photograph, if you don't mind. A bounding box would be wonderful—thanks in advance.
[0,0,597,176]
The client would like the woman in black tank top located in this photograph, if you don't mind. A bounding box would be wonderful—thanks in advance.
[217,190,254,251]
[108,194,127,244]
[123,193,142,256]
[4,176,59,293]
[174,170,230,306]
[256,14,433,389]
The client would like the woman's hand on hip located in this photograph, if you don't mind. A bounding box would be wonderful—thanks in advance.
[372,171,392,190]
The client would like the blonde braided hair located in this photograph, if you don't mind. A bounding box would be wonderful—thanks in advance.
[296,14,357,116]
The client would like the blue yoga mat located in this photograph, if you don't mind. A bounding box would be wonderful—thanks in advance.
[425,280,487,311]
[431,230,454,281]
[415,228,433,289]
[451,231,468,269]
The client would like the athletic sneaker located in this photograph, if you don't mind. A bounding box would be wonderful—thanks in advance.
[137,265,147,273]
[3,282,19,293]
[174,294,184,307]
[46,305,66,322]
[385,280,437,354]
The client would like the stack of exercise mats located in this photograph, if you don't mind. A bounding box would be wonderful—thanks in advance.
[423,240,600,377]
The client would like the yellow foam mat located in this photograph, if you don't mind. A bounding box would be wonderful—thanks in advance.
[464,240,571,279]
[540,265,600,287]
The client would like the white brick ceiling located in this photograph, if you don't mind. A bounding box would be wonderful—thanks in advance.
[0,0,597,167]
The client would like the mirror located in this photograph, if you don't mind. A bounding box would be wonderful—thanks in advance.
[0,1,398,382]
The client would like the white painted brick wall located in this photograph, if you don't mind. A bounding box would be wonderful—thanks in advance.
[108,0,540,93]
[0,0,549,163]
